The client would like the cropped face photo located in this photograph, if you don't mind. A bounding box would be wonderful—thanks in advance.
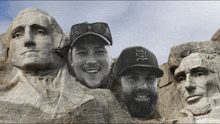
[71,35,113,88]
[119,67,158,118]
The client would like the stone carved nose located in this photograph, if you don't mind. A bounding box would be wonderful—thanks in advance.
[24,28,35,47]
[185,74,196,91]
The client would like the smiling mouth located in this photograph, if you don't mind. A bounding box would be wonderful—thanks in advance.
[186,95,202,103]
[134,93,150,102]
[83,68,101,74]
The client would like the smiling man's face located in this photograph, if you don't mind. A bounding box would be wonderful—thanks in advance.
[119,67,158,118]
[71,35,113,88]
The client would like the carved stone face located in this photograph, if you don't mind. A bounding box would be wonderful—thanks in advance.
[174,53,219,115]
[71,35,113,88]
[119,67,158,118]
[9,12,62,71]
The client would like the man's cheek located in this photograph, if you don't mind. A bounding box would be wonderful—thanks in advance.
[196,78,207,88]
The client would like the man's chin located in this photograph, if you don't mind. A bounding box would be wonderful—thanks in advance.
[84,79,102,88]
[122,93,158,118]
[126,101,156,118]
[79,77,108,89]
[79,73,110,88]
[185,99,211,116]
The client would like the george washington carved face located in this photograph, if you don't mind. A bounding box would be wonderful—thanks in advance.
[8,8,67,71]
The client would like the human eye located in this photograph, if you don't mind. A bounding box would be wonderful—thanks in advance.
[128,76,139,83]
[76,51,88,56]
[95,49,106,55]
[145,76,156,82]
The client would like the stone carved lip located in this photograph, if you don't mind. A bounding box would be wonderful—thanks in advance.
[83,67,101,75]
[186,95,202,103]
[21,50,38,55]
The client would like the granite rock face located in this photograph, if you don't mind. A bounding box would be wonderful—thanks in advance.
[0,8,133,123]
[3,6,220,124]
[157,34,220,123]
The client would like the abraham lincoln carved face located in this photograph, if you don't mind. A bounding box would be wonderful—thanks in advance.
[174,53,219,115]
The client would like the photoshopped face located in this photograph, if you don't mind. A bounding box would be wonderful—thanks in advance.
[119,67,158,118]
[174,53,219,115]
[9,12,62,71]
[71,36,113,88]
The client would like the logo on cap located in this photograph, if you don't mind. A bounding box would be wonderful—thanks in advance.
[136,49,148,61]
[88,25,92,30]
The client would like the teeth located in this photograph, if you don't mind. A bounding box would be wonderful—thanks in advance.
[136,95,147,98]
[86,70,99,74]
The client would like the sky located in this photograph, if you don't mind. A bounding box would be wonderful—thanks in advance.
[0,1,220,65]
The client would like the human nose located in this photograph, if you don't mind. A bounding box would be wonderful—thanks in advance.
[24,27,35,47]
[85,54,97,64]
[137,80,148,90]
[185,74,196,91]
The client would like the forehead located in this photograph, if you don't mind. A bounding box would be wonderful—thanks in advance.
[175,53,207,75]
[73,37,109,50]
[11,12,50,31]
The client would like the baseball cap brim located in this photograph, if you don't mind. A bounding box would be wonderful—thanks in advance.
[72,32,111,46]
[119,64,164,78]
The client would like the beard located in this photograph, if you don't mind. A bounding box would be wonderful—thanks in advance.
[121,88,158,118]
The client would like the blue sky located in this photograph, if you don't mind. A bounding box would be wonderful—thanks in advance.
[0,1,220,65]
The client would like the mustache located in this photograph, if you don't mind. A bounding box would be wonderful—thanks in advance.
[131,88,153,96]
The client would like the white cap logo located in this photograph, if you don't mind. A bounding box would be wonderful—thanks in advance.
[136,49,148,61]
[88,25,92,29]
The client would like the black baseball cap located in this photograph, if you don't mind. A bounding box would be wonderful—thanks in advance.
[113,46,163,79]
[70,22,112,47]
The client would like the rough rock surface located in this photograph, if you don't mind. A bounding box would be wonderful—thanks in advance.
[157,63,175,119]
[0,8,133,123]
[157,37,220,123]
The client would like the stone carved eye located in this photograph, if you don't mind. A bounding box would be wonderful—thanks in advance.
[195,72,205,77]
[15,33,22,38]
[175,74,185,82]
[177,76,185,82]
[36,29,44,34]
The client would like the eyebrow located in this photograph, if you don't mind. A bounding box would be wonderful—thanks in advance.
[95,46,106,49]
[31,24,49,32]
[174,71,185,80]
[11,24,49,36]
[11,26,24,37]
[190,67,208,74]
[174,66,208,78]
